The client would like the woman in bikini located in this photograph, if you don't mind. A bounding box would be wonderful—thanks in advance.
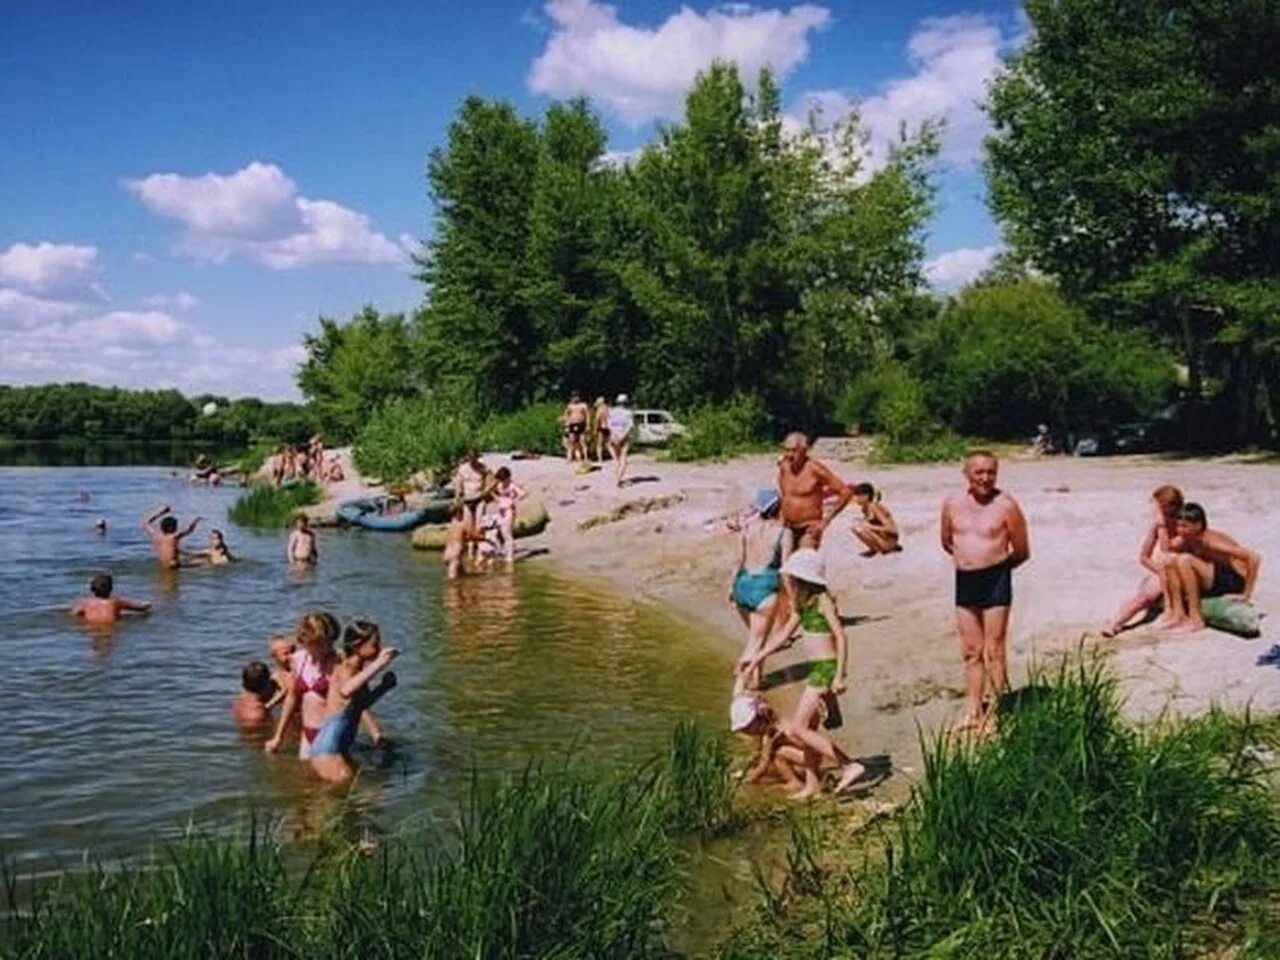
[265,612,339,759]
[1102,484,1182,637]
[729,488,785,689]
[851,483,901,557]
[309,619,399,783]
[739,548,866,798]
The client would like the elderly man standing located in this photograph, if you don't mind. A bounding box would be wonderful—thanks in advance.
[776,432,854,558]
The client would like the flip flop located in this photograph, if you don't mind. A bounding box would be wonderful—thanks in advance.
[1255,644,1280,667]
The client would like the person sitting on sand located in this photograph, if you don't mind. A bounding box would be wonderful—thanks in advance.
[309,619,399,783]
[141,504,201,569]
[607,394,634,487]
[187,528,235,566]
[287,515,317,565]
[70,574,151,625]
[1156,503,1262,633]
[233,660,278,726]
[730,488,785,689]
[325,455,345,484]
[1101,484,1183,637]
[851,482,900,557]
[729,693,815,796]
[592,396,611,464]
[738,548,866,798]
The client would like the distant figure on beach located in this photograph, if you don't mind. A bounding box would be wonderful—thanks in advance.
[851,482,900,557]
[324,455,345,484]
[141,504,201,569]
[940,450,1030,735]
[309,619,398,783]
[730,488,785,689]
[592,396,611,464]
[561,392,590,462]
[607,394,634,487]
[188,528,235,566]
[233,661,278,725]
[287,515,317,564]
[1156,502,1261,632]
[70,574,151,625]
[491,466,526,565]
[1101,484,1183,637]
[777,432,853,556]
[738,548,866,798]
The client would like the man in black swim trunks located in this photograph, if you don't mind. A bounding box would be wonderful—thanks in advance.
[940,450,1030,734]
[1158,502,1261,633]
[561,392,590,463]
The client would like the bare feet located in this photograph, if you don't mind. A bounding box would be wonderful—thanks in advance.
[1170,619,1205,634]
[788,780,821,801]
[835,762,867,794]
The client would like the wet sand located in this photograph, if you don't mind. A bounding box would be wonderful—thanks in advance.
[325,445,1280,796]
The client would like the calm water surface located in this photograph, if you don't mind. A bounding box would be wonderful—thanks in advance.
[0,468,731,866]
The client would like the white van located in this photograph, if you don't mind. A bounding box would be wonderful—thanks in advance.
[631,409,688,446]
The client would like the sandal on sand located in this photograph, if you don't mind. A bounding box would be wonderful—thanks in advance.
[1256,644,1280,667]
[835,762,867,794]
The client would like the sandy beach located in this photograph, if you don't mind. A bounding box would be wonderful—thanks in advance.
[323,445,1280,794]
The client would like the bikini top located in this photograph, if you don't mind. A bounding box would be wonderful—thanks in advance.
[798,597,831,633]
[292,649,331,697]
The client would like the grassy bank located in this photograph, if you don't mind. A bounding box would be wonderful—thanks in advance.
[227,481,322,528]
[720,657,1280,958]
[1,723,738,959]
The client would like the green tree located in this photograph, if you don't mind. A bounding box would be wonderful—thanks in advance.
[986,0,1280,444]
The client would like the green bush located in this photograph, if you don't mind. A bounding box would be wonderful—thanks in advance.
[667,395,770,461]
[227,481,321,528]
[872,431,969,464]
[475,401,564,455]
[354,397,473,483]
[915,280,1177,438]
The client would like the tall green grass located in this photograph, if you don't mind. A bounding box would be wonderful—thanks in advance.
[724,657,1280,958]
[2,723,736,959]
[227,481,322,528]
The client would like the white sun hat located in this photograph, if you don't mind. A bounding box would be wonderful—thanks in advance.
[729,694,765,732]
[615,393,629,405]
[782,547,827,587]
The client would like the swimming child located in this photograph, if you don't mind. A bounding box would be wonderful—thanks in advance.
[94,518,107,535]
[287,515,317,565]
[70,574,151,625]
[851,482,900,556]
[233,660,278,725]
[729,693,815,796]
[188,528,235,566]
[730,488,785,689]
[1102,484,1183,637]
[309,619,399,783]
[141,504,201,568]
[491,466,526,565]
[739,548,865,798]
[265,612,338,759]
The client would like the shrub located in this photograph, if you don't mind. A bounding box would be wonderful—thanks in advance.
[475,401,564,455]
[667,395,770,461]
[355,397,474,483]
[227,481,321,528]
[872,431,969,464]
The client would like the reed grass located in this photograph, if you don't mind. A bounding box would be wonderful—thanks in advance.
[227,481,321,528]
[722,656,1280,958]
[2,723,737,959]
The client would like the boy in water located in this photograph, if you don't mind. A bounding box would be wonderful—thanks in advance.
[287,515,318,564]
[1158,502,1262,632]
[70,574,151,625]
[141,504,201,568]
[233,660,278,725]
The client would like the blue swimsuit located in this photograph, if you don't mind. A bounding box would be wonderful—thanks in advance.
[732,533,783,611]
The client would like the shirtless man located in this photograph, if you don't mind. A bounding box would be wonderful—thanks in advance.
[940,450,1030,734]
[70,574,151,625]
[776,432,853,556]
[287,515,318,564]
[562,392,591,462]
[141,504,201,568]
[1158,502,1261,632]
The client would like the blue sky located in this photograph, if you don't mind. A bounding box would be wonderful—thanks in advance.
[1,0,1019,399]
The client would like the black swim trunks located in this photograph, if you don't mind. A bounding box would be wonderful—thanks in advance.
[1207,562,1246,598]
[567,422,586,438]
[955,561,1013,609]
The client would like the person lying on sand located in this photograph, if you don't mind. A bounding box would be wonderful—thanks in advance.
[70,574,151,625]
[141,504,201,569]
[1156,502,1262,633]
[233,660,279,726]
[1101,484,1183,637]
[308,619,398,784]
[729,694,814,796]
[851,482,901,557]
[287,515,317,565]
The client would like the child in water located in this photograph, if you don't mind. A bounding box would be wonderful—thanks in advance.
[233,661,278,725]
[266,612,339,759]
[268,635,294,701]
[851,483,900,556]
[309,619,399,783]
[287,515,317,564]
[187,528,235,566]
[442,503,485,579]
[70,574,151,625]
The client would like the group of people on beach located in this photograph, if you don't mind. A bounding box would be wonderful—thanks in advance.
[442,450,528,578]
[265,434,344,487]
[560,392,634,487]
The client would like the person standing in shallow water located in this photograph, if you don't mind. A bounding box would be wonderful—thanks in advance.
[70,574,151,624]
[141,504,201,569]
[940,450,1030,735]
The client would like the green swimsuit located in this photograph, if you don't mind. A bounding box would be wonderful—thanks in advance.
[798,597,837,688]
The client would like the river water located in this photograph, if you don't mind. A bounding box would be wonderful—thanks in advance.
[0,468,732,867]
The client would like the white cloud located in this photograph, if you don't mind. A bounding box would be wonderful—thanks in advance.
[0,288,84,325]
[125,162,409,270]
[790,14,1009,169]
[142,291,199,310]
[528,0,831,125]
[0,241,101,296]
[924,244,1000,288]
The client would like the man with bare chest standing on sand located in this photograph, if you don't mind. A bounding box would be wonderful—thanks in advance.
[940,450,1030,734]
[777,432,853,556]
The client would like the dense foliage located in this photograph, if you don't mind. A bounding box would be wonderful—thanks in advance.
[986,0,1280,445]
[0,383,316,446]
[227,481,321,528]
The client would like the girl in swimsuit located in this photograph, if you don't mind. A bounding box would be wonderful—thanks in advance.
[1102,484,1183,637]
[739,548,865,799]
[729,488,785,689]
[851,483,900,557]
[310,619,399,783]
[491,467,525,565]
[265,612,339,759]
[188,528,235,566]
